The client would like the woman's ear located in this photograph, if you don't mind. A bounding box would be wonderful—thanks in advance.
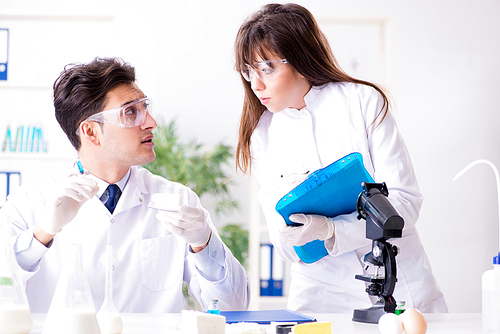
[79,122,101,146]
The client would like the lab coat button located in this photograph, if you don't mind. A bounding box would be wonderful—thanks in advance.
[212,251,217,258]
[110,219,115,223]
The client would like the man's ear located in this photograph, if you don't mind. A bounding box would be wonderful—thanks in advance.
[79,122,101,146]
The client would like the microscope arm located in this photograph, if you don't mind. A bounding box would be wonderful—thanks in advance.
[379,240,397,312]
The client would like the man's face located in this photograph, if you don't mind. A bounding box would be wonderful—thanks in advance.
[97,83,157,169]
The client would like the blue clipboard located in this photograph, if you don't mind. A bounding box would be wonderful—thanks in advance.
[275,152,374,264]
[220,309,316,324]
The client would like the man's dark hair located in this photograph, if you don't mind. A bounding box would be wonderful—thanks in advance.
[53,57,136,150]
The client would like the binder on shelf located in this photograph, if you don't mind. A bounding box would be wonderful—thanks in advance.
[0,171,21,207]
[260,243,284,296]
[0,28,8,81]
[15,126,23,152]
[35,127,47,153]
[272,244,284,296]
[260,244,271,296]
[1,126,13,152]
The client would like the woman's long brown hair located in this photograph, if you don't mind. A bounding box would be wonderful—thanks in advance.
[234,3,390,175]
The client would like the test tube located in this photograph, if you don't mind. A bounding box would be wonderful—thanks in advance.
[395,301,406,315]
[75,154,84,174]
[207,300,220,315]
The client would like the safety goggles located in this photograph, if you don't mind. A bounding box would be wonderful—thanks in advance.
[76,97,153,135]
[241,59,288,82]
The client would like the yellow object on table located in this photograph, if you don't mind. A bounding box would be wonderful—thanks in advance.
[292,321,331,334]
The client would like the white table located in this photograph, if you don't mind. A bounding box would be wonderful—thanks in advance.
[29,312,482,333]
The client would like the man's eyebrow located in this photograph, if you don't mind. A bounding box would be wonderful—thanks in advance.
[121,100,136,107]
[120,96,147,108]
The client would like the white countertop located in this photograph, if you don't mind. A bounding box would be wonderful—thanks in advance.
[29,312,482,334]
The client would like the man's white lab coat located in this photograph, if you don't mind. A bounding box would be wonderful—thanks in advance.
[1,166,250,313]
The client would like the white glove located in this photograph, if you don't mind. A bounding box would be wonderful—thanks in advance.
[156,205,212,247]
[39,170,99,235]
[279,214,335,246]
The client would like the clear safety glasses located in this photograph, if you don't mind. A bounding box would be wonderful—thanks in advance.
[241,59,288,82]
[76,97,153,135]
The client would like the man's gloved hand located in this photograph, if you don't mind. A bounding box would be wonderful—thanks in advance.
[279,214,335,246]
[39,170,99,235]
[156,205,212,248]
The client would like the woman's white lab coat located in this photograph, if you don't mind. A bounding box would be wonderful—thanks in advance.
[251,82,447,313]
[2,166,250,313]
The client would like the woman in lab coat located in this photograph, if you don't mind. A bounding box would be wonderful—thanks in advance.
[234,3,447,313]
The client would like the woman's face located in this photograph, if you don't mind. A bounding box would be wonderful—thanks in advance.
[248,56,311,113]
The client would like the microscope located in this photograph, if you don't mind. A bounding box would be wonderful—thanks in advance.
[352,182,405,324]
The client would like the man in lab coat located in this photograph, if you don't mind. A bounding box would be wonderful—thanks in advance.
[0,57,250,313]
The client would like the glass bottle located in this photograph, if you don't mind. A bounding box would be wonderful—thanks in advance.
[97,245,123,334]
[482,252,500,333]
[395,301,406,315]
[208,299,220,315]
[0,216,33,334]
[42,243,101,334]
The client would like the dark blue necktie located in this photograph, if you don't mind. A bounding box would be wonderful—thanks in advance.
[104,184,122,214]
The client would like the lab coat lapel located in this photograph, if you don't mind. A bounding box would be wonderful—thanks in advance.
[112,167,149,215]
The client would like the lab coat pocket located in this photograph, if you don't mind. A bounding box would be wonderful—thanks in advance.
[139,234,182,292]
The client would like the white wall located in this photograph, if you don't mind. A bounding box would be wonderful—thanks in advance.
[1,0,500,313]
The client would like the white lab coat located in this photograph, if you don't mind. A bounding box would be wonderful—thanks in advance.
[251,82,447,313]
[1,166,250,313]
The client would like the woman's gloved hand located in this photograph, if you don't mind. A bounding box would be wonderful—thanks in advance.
[156,206,212,248]
[39,170,99,235]
[279,214,335,246]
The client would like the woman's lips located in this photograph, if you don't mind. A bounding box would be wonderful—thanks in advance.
[260,97,270,105]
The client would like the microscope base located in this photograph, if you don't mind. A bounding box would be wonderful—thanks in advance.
[352,305,386,324]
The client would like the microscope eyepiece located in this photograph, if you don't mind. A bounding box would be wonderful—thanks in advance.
[356,182,404,241]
